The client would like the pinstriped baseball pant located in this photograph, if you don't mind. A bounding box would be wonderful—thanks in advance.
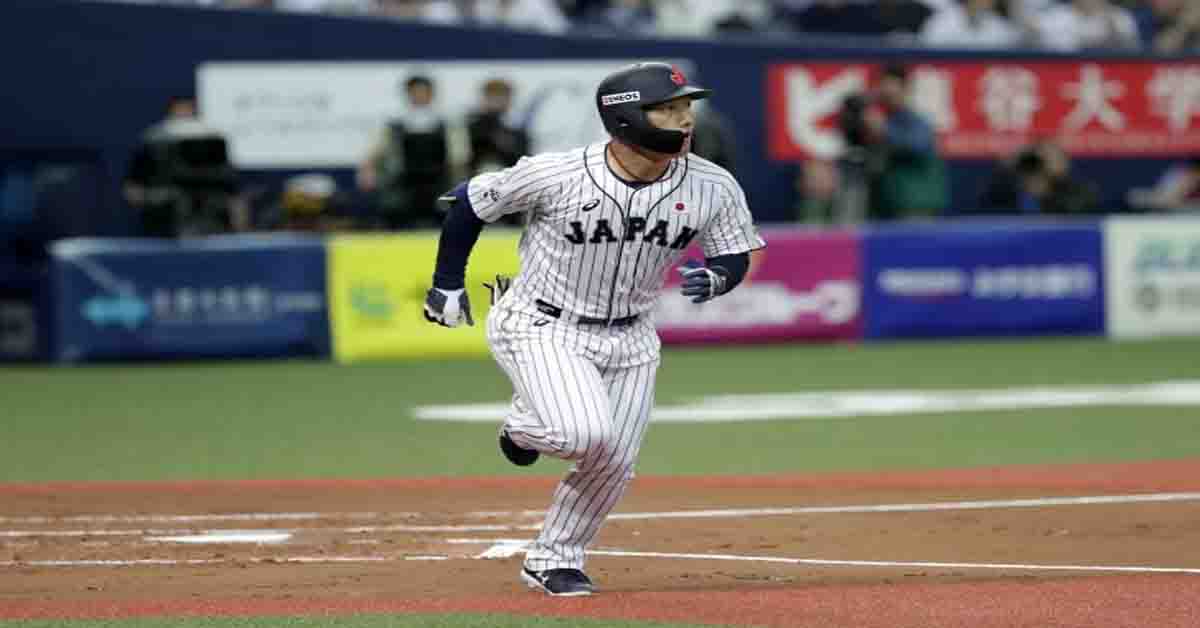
[487,301,660,572]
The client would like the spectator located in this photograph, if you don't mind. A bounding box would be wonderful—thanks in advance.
[467,78,529,176]
[1034,0,1140,51]
[980,140,1101,215]
[1134,0,1200,53]
[466,78,530,226]
[793,159,840,224]
[357,75,467,230]
[473,0,571,33]
[775,0,933,39]
[1127,158,1200,212]
[226,0,373,12]
[921,0,1023,48]
[578,0,659,35]
[256,173,358,231]
[123,97,245,237]
[373,0,466,23]
[689,100,739,175]
[852,64,948,221]
[655,0,772,37]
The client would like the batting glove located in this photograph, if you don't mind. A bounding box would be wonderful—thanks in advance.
[678,261,730,304]
[423,287,474,327]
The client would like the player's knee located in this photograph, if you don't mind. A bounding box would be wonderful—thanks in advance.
[562,422,617,461]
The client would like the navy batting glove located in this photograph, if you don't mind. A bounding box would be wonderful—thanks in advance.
[678,260,729,304]
[423,287,474,327]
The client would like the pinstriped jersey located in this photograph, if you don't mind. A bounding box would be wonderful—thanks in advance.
[468,141,765,321]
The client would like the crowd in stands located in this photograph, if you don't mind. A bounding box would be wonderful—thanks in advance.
[15,0,1195,240]
[95,0,1200,54]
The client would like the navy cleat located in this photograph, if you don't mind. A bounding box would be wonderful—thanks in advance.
[521,567,594,597]
[499,429,539,467]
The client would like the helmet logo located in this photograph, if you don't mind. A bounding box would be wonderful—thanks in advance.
[669,66,686,86]
[601,91,641,106]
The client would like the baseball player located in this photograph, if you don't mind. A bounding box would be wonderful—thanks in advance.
[424,62,765,596]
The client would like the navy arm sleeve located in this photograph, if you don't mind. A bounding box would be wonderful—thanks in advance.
[705,251,750,294]
[431,181,485,291]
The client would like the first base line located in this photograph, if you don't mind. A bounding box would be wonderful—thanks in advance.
[4,550,1200,576]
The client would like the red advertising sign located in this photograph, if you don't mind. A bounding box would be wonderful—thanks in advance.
[768,61,1200,160]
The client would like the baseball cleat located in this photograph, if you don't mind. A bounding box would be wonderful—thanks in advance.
[499,429,539,466]
[521,567,594,596]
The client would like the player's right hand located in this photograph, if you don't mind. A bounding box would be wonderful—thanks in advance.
[423,288,474,327]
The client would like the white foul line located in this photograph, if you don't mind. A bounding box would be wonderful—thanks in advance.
[9,550,1197,576]
[0,556,396,568]
[4,492,1199,539]
[0,512,407,525]
[586,550,1200,575]
[605,492,1200,522]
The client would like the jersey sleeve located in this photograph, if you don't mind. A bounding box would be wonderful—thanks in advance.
[467,155,545,223]
[701,180,766,258]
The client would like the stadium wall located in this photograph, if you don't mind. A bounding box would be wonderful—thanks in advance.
[29,217,1200,363]
[0,0,1189,237]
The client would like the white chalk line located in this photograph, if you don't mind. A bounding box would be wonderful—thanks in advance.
[0,512,414,525]
[586,550,1200,575]
[5,492,1199,539]
[5,492,1199,574]
[4,550,1198,576]
[0,510,518,525]
[605,491,1200,521]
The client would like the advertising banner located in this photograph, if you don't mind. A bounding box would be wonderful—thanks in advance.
[768,61,1200,160]
[327,231,521,362]
[198,60,670,168]
[50,235,329,362]
[862,222,1105,339]
[1105,216,1200,339]
[655,229,862,344]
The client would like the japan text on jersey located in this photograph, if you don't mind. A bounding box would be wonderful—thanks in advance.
[468,142,765,322]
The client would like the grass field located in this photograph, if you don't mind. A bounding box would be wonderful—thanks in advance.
[4,336,1200,628]
[2,336,1198,483]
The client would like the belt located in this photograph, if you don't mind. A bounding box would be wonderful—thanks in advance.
[535,299,639,327]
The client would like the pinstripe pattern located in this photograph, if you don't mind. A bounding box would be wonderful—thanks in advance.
[473,140,763,573]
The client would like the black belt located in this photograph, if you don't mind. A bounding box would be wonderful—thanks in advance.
[535,299,639,327]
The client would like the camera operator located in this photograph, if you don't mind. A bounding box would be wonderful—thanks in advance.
[123,97,242,237]
[979,140,1101,215]
[834,63,948,223]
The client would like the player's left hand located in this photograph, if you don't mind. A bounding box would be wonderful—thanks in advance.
[678,260,729,304]
[424,287,474,327]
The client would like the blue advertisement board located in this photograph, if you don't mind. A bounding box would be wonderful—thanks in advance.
[50,235,330,361]
[863,222,1106,339]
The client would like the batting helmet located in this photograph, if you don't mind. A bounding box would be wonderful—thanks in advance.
[596,62,712,155]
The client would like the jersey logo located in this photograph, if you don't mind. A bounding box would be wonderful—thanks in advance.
[675,202,686,212]
[601,91,641,106]
[670,66,686,86]
[565,218,699,250]
[581,199,601,212]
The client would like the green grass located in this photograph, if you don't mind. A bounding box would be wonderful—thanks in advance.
[0,615,730,628]
[1,336,1198,482]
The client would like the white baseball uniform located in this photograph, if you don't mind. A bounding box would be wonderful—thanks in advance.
[468,141,764,572]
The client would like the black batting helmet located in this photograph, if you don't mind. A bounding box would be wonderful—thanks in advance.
[596,62,711,154]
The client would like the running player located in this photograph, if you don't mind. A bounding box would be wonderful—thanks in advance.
[424,61,765,596]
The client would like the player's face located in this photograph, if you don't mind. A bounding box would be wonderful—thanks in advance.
[644,96,696,154]
[645,97,695,133]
